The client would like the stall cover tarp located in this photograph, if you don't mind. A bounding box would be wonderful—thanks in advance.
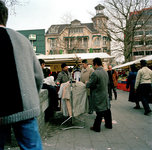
[112,55,152,69]
[36,53,114,63]
[36,54,78,61]
[77,53,114,60]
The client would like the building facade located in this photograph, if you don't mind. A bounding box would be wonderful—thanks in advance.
[45,4,111,55]
[18,29,45,54]
[127,7,152,61]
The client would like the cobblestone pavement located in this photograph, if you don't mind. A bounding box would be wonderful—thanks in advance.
[4,89,152,150]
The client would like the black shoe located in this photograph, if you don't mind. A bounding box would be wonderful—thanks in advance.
[144,110,151,115]
[88,110,93,114]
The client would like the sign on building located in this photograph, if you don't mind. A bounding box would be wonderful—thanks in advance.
[29,34,36,40]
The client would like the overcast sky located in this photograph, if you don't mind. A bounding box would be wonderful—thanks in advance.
[6,0,103,31]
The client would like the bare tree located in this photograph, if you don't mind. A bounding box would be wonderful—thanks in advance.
[60,11,74,24]
[3,0,29,14]
[99,0,152,62]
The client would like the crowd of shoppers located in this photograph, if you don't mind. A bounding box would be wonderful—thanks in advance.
[0,1,152,149]
[127,60,152,115]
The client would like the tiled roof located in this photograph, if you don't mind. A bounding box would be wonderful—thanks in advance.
[46,22,98,35]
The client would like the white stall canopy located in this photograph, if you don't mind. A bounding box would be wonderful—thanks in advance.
[112,55,152,69]
[36,53,114,66]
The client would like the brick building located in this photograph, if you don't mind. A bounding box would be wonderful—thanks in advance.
[127,7,152,61]
[45,4,111,55]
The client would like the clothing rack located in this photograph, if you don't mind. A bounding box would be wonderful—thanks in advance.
[60,72,85,130]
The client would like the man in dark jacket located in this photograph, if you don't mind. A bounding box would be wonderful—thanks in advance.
[56,63,70,85]
[0,1,43,149]
[86,58,112,132]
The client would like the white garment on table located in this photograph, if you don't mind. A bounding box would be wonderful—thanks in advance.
[43,76,55,86]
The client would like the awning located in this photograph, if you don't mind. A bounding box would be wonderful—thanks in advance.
[36,53,114,66]
[112,55,152,69]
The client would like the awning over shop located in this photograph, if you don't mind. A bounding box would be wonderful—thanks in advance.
[112,55,152,69]
[36,53,114,66]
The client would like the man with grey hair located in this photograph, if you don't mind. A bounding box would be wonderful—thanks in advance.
[81,59,94,114]
[0,1,43,149]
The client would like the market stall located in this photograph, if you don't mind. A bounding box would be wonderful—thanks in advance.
[37,52,114,72]
[36,53,114,130]
[113,55,152,91]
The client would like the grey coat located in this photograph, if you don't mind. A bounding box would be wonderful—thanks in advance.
[0,27,43,125]
[86,67,110,112]
[56,71,70,84]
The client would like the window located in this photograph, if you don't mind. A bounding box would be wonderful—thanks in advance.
[145,30,152,35]
[133,41,144,45]
[103,19,106,28]
[145,40,152,45]
[139,51,144,55]
[69,28,83,33]
[98,20,102,28]
[50,26,59,33]
[133,51,144,56]
[134,31,143,36]
[145,20,152,25]
[139,41,144,45]
[103,37,107,45]
[70,38,74,48]
[94,20,97,27]
[133,51,138,56]
[83,38,88,47]
[94,37,100,46]
[146,51,152,55]
[50,39,57,48]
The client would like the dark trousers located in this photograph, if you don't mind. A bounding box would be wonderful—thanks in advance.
[42,84,58,108]
[108,84,117,100]
[93,109,112,132]
[138,84,151,113]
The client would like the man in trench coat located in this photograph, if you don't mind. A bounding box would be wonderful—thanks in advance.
[86,58,112,132]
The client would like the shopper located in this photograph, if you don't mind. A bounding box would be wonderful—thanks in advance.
[86,58,112,132]
[126,64,140,109]
[39,59,60,111]
[107,66,118,100]
[135,60,152,115]
[80,59,94,114]
[0,1,43,149]
[56,63,70,85]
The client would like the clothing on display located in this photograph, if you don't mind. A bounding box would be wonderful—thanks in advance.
[58,81,88,117]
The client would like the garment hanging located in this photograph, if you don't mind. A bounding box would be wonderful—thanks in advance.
[58,81,88,117]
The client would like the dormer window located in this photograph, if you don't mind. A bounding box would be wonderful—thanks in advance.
[49,26,59,33]
[71,19,81,26]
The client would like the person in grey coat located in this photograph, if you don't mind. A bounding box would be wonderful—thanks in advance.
[0,1,43,149]
[86,58,112,132]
